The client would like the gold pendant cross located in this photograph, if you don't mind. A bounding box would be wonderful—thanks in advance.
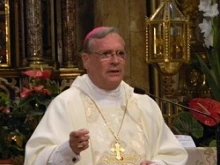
[111,142,125,160]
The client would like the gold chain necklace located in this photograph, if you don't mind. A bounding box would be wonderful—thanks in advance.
[93,101,127,161]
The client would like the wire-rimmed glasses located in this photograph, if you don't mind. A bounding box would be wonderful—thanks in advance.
[87,50,126,61]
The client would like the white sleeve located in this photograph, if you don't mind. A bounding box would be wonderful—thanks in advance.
[48,141,80,165]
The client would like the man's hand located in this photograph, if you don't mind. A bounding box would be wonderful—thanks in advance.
[69,129,90,155]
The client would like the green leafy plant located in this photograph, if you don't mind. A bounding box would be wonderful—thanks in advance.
[173,111,204,139]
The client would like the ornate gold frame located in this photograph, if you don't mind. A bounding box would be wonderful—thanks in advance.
[0,0,10,67]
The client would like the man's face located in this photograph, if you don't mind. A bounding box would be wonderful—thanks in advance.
[82,33,126,90]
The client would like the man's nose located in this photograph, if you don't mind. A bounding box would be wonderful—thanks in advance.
[110,54,120,63]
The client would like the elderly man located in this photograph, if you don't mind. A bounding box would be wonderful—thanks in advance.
[24,26,188,165]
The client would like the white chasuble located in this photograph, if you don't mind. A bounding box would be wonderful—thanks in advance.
[24,75,187,165]
[82,93,147,165]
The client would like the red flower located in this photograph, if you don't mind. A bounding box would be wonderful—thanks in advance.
[41,89,50,95]
[33,85,44,91]
[21,87,31,98]
[189,98,220,126]
[22,70,51,79]
[21,85,51,98]
[0,106,10,113]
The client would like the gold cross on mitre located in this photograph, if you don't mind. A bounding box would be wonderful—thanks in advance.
[111,142,125,160]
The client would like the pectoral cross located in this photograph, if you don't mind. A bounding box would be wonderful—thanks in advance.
[111,142,125,160]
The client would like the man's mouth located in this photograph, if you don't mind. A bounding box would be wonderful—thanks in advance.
[108,69,120,74]
[110,70,119,72]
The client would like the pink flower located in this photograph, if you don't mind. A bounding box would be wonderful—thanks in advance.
[41,89,51,95]
[22,70,51,79]
[21,85,51,98]
[0,106,10,113]
[20,87,31,98]
[33,85,44,91]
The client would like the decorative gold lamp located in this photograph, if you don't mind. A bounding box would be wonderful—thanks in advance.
[146,0,191,126]
[146,0,190,76]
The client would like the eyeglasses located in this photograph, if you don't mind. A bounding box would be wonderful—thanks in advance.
[88,50,126,61]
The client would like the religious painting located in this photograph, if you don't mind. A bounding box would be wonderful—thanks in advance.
[0,0,10,67]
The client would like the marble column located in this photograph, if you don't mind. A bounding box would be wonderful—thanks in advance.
[25,0,44,65]
[61,0,77,68]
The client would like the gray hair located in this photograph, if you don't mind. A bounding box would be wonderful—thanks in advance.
[82,27,124,53]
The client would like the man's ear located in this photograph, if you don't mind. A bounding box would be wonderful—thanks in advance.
[81,53,89,69]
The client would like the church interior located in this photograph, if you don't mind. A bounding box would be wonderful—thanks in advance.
[0,0,219,164]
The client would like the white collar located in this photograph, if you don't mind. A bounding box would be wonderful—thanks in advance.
[85,75,122,106]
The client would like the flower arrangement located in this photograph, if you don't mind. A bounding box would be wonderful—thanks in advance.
[197,0,220,101]
[0,69,59,164]
[173,0,220,147]
[173,98,220,147]
[192,0,220,146]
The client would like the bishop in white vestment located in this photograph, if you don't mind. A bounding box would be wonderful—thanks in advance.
[24,74,188,165]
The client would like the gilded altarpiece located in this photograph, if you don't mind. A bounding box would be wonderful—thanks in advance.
[146,0,210,126]
[176,0,211,100]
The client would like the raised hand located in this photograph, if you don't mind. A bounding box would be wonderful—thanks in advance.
[69,129,90,155]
